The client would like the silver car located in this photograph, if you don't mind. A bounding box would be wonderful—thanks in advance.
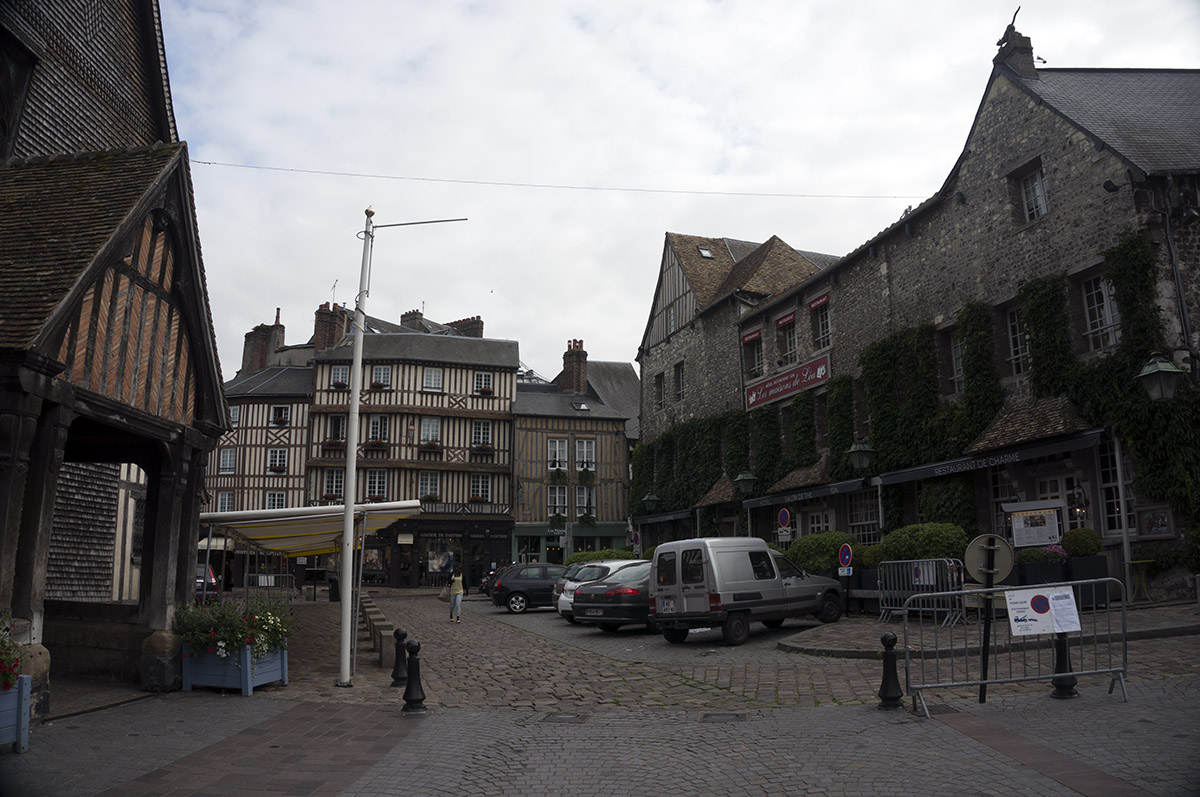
[555,559,647,623]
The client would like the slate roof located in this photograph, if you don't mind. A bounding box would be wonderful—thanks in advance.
[585,361,642,440]
[1009,69,1200,175]
[512,382,627,421]
[695,472,736,507]
[767,456,830,494]
[226,366,314,398]
[713,235,823,303]
[0,144,184,350]
[316,333,520,369]
[965,395,1091,454]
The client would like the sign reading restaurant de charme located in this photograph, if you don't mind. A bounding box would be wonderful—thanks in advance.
[745,354,830,408]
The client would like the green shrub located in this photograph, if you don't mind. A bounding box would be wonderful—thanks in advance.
[857,544,883,569]
[564,548,636,566]
[787,531,855,574]
[1132,541,1184,578]
[642,545,656,562]
[1061,527,1102,557]
[878,523,968,562]
[1017,544,1067,564]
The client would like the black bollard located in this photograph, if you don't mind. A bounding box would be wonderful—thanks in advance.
[1050,632,1079,699]
[878,631,904,711]
[401,639,427,712]
[390,628,408,688]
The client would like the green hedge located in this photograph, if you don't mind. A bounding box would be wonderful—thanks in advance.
[564,548,638,566]
[786,531,855,574]
[1061,527,1102,557]
[877,523,968,562]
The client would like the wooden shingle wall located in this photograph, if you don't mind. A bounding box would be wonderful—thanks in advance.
[47,462,120,601]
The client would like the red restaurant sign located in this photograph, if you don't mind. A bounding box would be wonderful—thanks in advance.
[745,354,830,408]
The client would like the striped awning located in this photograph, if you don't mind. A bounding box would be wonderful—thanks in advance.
[199,500,421,557]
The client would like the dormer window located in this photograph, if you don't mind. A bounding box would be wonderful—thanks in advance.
[572,402,590,411]
[698,246,713,259]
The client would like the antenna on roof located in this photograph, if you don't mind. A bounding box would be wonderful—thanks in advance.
[331,279,338,304]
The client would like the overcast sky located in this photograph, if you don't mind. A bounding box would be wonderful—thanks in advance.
[159,1,1200,382]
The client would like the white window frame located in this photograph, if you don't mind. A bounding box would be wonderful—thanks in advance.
[271,405,290,424]
[266,492,287,510]
[470,473,491,501]
[547,485,567,516]
[812,303,831,350]
[218,448,236,474]
[575,485,596,517]
[548,438,568,470]
[806,510,831,535]
[1099,440,1135,538]
[847,490,880,544]
[331,365,349,386]
[323,468,344,498]
[420,416,441,443]
[474,372,493,394]
[1020,170,1049,222]
[950,332,965,395]
[666,305,677,335]
[779,321,798,364]
[1007,308,1029,376]
[745,337,764,378]
[217,491,234,513]
[229,406,240,428]
[369,414,389,441]
[575,439,595,471]
[371,365,391,387]
[423,367,443,392]
[366,469,387,498]
[472,420,492,446]
[419,471,440,499]
[1083,276,1121,351]
[267,448,287,470]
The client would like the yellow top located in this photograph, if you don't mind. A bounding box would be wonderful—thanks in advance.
[449,575,465,595]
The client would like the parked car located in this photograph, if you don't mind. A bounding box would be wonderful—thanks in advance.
[491,563,568,613]
[572,561,655,632]
[194,563,219,598]
[555,559,645,623]
[480,565,508,597]
[649,537,843,646]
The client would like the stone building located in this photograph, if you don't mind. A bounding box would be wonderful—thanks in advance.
[0,0,226,708]
[638,26,1200,576]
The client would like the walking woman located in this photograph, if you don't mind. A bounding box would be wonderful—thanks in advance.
[449,566,467,623]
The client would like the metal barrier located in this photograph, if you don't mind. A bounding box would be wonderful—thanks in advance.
[901,577,1127,717]
[879,558,966,625]
[247,573,295,590]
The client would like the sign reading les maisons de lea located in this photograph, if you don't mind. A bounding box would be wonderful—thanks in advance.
[745,354,830,408]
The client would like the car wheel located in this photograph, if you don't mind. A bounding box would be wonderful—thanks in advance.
[562,612,577,624]
[506,593,528,614]
[722,612,750,646]
[662,627,689,644]
[762,618,784,629]
[815,593,843,624]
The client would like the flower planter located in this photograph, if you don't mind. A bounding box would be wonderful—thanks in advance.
[1019,562,1065,585]
[1068,554,1110,608]
[182,642,288,697]
[0,674,31,753]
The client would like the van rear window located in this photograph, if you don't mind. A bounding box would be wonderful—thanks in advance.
[681,549,705,584]
[656,552,676,586]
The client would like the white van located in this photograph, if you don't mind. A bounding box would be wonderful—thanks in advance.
[649,537,843,646]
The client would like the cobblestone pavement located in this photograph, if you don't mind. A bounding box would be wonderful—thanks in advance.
[1,594,1197,796]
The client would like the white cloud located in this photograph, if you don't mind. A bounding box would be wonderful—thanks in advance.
[161,0,1200,379]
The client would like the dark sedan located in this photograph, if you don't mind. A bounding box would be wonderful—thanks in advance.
[490,563,568,613]
[571,561,654,632]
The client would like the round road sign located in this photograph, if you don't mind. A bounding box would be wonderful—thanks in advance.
[838,543,852,567]
[778,508,791,529]
[964,534,1015,584]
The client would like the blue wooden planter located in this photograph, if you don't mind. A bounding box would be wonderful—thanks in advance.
[0,675,31,753]
[182,642,288,696]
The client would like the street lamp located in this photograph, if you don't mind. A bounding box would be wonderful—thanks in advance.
[1135,354,1186,402]
[641,492,661,513]
[847,440,877,471]
[733,469,758,496]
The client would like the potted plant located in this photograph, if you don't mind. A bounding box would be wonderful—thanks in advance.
[548,468,568,485]
[549,513,566,530]
[1017,544,1068,585]
[269,465,286,473]
[367,494,387,502]
[418,441,442,453]
[331,381,348,390]
[468,495,488,504]
[322,493,341,502]
[471,443,494,455]
[174,596,293,696]
[419,493,440,503]
[369,380,387,390]
[578,467,595,485]
[1062,527,1108,607]
[364,438,388,450]
[476,387,493,396]
[577,512,596,527]
[271,416,287,426]
[0,610,30,753]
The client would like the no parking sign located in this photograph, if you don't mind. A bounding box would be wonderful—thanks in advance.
[1004,587,1080,635]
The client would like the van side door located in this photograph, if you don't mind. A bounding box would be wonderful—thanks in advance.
[775,554,821,614]
[679,546,710,615]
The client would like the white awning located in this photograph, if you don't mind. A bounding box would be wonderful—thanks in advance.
[198,500,421,557]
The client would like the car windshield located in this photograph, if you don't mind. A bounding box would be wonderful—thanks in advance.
[573,564,609,582]
[563,564,586,580]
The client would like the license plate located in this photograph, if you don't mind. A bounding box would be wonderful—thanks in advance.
[585,608,604,616]
[660,599,677,614]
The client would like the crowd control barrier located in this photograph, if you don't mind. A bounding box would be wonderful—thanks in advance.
[901,577,1127,717]
[878,558,966,625]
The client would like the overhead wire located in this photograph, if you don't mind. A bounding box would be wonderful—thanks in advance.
[191,160,925,201]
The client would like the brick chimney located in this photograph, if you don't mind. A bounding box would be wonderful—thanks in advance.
[312,302,347,354]
[556,339,588,394]
[241,308,285,372]
[993,23,1038,79]
[448,315,484,338]
[401,308,424,330]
